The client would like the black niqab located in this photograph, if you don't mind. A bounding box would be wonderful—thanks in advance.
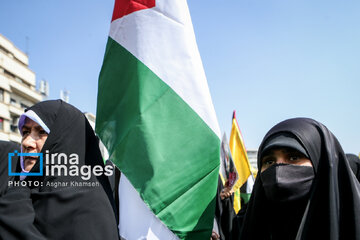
[240,118,360,240]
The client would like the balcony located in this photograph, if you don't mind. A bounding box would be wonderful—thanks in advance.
[0,103,10,120]
[9,79,43,103]
[0,75,11,91]
[0,51,35,86]
[9,104,23,116]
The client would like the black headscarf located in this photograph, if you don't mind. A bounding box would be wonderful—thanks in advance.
[240,118,360,240]
[9,100,118,240]
[0,140,48,239]
[0,140,20,195]
[347,153,360,182]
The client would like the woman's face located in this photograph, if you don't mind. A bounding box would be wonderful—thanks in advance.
[260,147,312,172]
[21,118,48,171]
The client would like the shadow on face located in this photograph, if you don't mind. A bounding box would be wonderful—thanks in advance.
[260,147,312,172]
[21,118,48,171]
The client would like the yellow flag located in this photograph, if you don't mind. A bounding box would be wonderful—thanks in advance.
[229,111,252,213]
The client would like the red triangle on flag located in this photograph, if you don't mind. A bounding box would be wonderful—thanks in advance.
[112,0,156,22]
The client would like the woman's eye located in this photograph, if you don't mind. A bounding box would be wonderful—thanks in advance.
[266,160,274,165]
[39,130,47,135]
[263,158,275,165]
[22,130,30,136]
[289,156,300,161]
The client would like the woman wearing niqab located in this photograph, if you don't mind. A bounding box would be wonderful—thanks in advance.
[240,118,360,240]
[1,100,119,239]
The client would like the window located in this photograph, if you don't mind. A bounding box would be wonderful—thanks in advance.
[20,103,29,109]
[0,118,3,131]
[10,98,16,106]
[15,77,23,84]
[4,70,15,79]
[0,88,3,102]
[10,116,18,133]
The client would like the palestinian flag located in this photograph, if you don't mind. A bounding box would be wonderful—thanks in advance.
[239,173,255,204]
[95,0,221,239]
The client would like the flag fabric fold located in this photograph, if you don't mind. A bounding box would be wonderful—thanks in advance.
[229,111,252,213]
[219,133,238,189]
[96,0,221,239]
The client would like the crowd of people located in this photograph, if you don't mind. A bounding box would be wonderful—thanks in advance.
[1,99,360,239]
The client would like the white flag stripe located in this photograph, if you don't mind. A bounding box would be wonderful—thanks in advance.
[109,0,220,139]
[118,175,179,240]
[246,174,255,193]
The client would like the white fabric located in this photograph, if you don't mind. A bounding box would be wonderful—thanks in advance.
[213,218,219,235]
[18,110,50,134]
[109,0,221,139]
[246,174,255,193]
[118,175,179,240]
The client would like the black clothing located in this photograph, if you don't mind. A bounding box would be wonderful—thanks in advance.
[231,201,247,240]
[0,140,20,195]
[240,118,360,240]
[0,141,46,239]
[347,153,360,182]
[0,186,46,240]
[1,100,119,240]
[215,177,235,239]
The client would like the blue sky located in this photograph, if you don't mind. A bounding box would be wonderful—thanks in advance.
[1,0,359,154]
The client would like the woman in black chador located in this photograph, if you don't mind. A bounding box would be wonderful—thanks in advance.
[0,100,119,240]
[240,118,360,240]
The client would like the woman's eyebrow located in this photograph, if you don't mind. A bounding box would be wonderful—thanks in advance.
[285,149,300,154]
[265,149,277,156]
[262,154,274,161]
[34,125,45,131]
[22,126,30,131]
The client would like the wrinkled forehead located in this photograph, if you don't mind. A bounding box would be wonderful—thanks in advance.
[18,110,50,135]
[22,117,39,127]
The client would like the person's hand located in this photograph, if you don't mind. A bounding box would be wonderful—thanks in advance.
[220,186,234,200]
[210,230,220,240]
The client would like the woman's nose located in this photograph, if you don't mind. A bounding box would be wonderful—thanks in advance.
[22,135,37,151]
[275,157,287,164]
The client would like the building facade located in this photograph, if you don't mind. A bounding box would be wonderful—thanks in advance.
[0,34,44,143]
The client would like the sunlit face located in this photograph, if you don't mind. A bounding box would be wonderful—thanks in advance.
[260,147,312,172]
[21,118,48,171]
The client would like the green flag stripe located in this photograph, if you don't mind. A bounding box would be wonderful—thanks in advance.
[96,37,220,239]
[240,192,252,204]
